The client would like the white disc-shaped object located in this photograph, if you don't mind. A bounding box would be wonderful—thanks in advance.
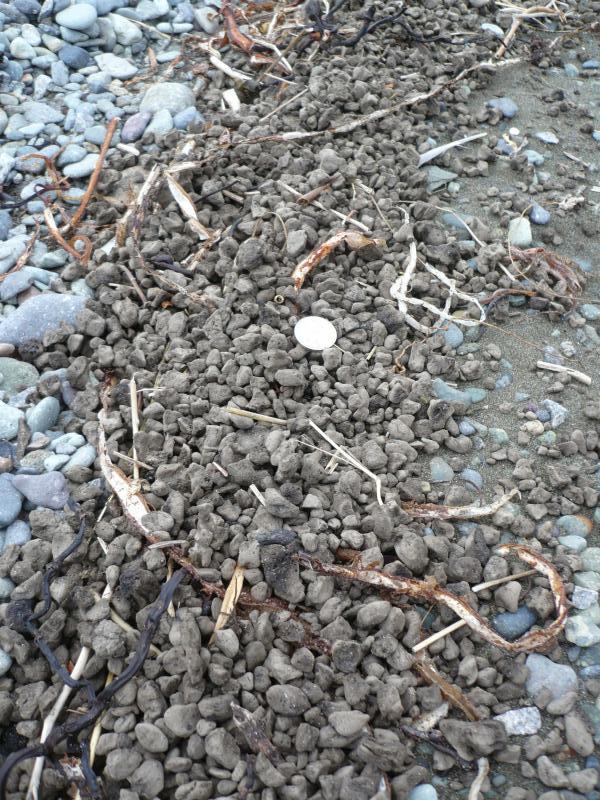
[294,316,337,351]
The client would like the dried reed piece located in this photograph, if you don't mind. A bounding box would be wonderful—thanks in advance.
[390,209,486,334]
[116,163,162,247]
[300,543,567,653]
[224,406,287,425]
[231,703,281,766]
[72,672,114,800]
[165,173,212,240]
[209,564,246,644]
[495,0,568,59]
[468,757,490,800]
[249,484,266,505]
[308,419,384,506]
[91,590,161,658]
[278,180,370,233]
[413,656,481,721]
[536,360,591,385]
[293,230,385,290]
[413,568,536,652]
[129,375,140,482]
[404,487,519,520]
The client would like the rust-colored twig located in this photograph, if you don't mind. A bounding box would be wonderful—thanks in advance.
[413,655,481,721]
[63,117,118,236]
[44,207,93,264]
[293,230,385,290]
[509,245,583,299]
[231,703,281,766]
[0,223,39,284]
[221,0,258,53]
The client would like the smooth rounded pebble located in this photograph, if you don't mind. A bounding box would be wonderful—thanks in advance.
[140,82,196,114]
[0,293,86,346]
[12,471,70,510]
[56,3,97,29]
[26,396,60,433]
[0,401,24,440]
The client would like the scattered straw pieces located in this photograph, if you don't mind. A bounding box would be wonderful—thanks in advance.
[308,419,383,506]
[209,565,246,644]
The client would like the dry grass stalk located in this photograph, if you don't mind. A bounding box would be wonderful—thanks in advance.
[110,451,152,470]
[308,419,384,506]
[404,487,519,520]
[495,0,568,58]
[302,543,566,653]
[536,360,591,385]
[260,87,308,121]
[293,230,385,290]
[278,180,371,233]
[165,173,212,240]
[224,406,287,425]
[468,757,490,800]
[413,568,536,652]
[209,564,246,644]
[129,375,140,482]
[116,163,162,247]
[413,655,481,721]
[0,224,39,285]
[249,484,266,505]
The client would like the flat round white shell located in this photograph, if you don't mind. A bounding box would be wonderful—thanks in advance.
[294,316,337,351]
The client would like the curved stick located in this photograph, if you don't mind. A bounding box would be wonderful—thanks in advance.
[300,544,567,653]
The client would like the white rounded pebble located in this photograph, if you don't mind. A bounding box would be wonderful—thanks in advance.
[294,316,338,351]
[56,3,98,30]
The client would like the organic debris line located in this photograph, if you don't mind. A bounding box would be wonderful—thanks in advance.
[300,543,567,653]
[403,487,519,520]
[413,569,537,652]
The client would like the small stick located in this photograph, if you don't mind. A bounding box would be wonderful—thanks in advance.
[249,484,266,505]
[148,540,187,550]
[212,462,229,477]
[260,87,309,121]
[166,558,176,618]
[536,360,591,385]
[225,407,287,425]
[413,569,537,652]
[129,375,140,482]
[43,208,92,263]
[110,451,152,471]
[495,16,521,58]
[278,180,371,233]
[63,117,118,236]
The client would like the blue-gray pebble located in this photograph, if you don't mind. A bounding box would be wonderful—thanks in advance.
[0,475,23,526]
[0,293,86,346]
[12,470,70,509]
[492,606,537,641]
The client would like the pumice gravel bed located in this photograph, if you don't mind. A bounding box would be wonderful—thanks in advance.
[0,0,599,798]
